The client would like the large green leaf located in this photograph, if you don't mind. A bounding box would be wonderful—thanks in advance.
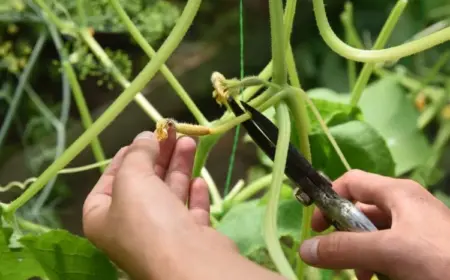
[310,120,395,180]
[358,77,432,176]
[20,229,118,280]
[245,94,361,168]
[216,199,303,257]
[0,226,47,280]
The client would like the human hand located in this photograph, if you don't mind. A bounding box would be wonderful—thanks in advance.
[82,128,235,280]
[298,170,450,280]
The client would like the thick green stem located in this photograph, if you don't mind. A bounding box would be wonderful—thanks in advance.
[340,2,358,90]
[4,0,203,215]
[312,0,450,62]
[264,102,297,280]
[231,173,275,204]
[285,45,313,280]
[350,0,407,105]
[0,32,47,153]
[63,61,107,170]
[269,0,287,84]
[108,0,208,125]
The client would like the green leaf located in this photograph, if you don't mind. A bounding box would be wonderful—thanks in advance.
[20,229,118,280]
[306,95,362,133]
[245,91,361,168]
[216,199,303,257]
[357,77,432,176]
[310,120,395,180]
[0,226,47,280]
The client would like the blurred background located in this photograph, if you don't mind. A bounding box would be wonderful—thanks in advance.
[0,0,449,235]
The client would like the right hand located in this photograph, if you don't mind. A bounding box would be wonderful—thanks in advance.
[298,170,450,280]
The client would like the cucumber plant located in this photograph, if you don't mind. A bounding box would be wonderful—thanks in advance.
[1,0,450,279]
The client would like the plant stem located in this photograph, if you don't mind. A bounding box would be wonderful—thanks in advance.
[32,0,74,34]
[412,50,450,99]
[340,2,358,90]
[4,0,203,215]
[0,32,47,154]
[350,0,407,106]
[285,40,314,280]
[23,83,68,216]
[289,87,351,170]
[108,0,208,125]
[312,0,450,62]
[76,0,87,26]
[264,102,296,280]
[79,29,163,121]
[231,173,275,204]
[17,217,50,233]
[63,59,107,168]
[46,20,107,172]
[269,0,287,85]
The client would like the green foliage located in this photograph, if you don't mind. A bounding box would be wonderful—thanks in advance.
[0,225,118,280]
[20,229,118,280]
[310,120,395,179]
[0,225,47,279]
[217,198,303,268]
[0,0,450,279]
[358,77,433,176]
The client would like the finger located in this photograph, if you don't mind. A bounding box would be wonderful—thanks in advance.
[82,147,128,244]
[299,231,388,272]
[312,202,391,232]
[356,202,391,229]
[154,126,177,178]
[164,136,197,202]
[89,146,128,196]
[188,177,210,226]
[332,170,404,213]
[120,131,160,175]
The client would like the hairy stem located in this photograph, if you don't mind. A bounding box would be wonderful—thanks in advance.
[312,0,450,62]
[108,0,208,125]
[269,0,287,85]
[0,32,47,153]
[264,102,296,280]
[350,0,407,105]
[4,0,203,215]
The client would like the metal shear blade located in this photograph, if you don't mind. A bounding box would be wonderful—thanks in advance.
[227,98,332,205]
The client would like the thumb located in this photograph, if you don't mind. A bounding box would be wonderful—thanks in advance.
[299,231,388,272]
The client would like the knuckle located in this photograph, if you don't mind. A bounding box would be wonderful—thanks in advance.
[395,179,426,197]
[341,169,366,183]
[319,234,346,258]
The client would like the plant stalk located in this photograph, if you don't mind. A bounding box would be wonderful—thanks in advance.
[312,0,450,62]
[350,0,407,105]
[264,102,297,280]
[4,0,203,214]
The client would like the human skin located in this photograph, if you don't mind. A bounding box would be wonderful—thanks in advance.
[299,170,450,280]
[82,128,285,280]
[82,130,450,280]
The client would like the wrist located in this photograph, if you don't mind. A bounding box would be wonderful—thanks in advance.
[142,228,285,280]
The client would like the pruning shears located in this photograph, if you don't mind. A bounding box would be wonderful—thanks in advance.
[227,98,390,279]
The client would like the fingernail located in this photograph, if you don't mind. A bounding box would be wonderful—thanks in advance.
[299,238,319,263]
[134,131,153,141]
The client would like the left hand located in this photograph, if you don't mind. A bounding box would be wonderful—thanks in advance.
[82,128,235,279]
